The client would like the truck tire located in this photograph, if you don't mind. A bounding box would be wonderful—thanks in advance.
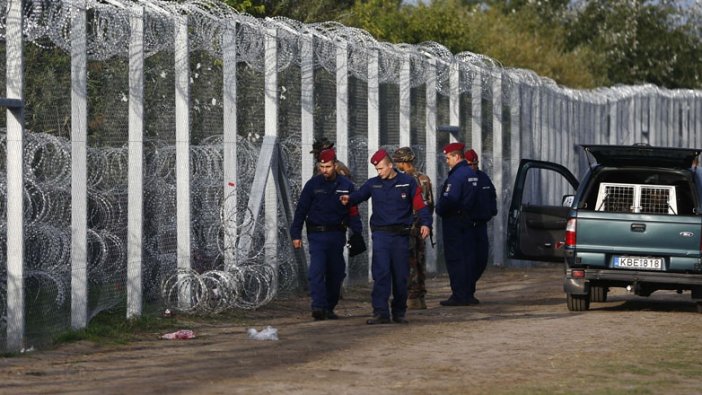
[696,302,702,314]
[590,286,608,303]
[567,293,590,311]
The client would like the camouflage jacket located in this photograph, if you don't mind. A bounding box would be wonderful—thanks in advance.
[405,168,434,215]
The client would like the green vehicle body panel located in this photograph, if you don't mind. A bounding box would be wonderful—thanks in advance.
[573,211,701,269]
[509,145,702,306]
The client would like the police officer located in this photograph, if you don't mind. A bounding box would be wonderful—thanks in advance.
[436,142,480,306]
[291,148,363,320]
[465,148,497,299]
[340,149,432,324]
[311,137,352,177]
[392,147,434,310]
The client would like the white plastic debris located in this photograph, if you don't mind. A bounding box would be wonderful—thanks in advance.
[161,329,196,340]
[247,326,278,341]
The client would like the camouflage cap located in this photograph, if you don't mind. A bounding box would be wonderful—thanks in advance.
[310,138,335,161]
[311,137,334,154]
[392,146,416,163]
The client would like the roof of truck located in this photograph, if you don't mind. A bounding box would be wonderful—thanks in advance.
[582,144,701,169]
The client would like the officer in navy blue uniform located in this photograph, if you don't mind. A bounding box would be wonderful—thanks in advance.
[340,149,432,325]
[435,142,481,306]
[291,148,363,321]
[465,148,497,300]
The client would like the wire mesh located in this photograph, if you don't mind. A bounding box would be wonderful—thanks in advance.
[0,0,701,351]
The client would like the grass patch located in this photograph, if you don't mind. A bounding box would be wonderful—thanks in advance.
[49,297,299,347]
[53,307,180,346]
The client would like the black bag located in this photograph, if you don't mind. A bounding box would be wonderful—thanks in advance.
[474,171,498,221]
[347,233,367,257]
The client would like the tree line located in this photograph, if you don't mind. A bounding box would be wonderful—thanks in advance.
[225,0,702,90]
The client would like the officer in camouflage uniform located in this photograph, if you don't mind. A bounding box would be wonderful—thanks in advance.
[392,147,434,310]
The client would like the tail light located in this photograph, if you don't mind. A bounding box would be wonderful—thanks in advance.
[565,217,577,247]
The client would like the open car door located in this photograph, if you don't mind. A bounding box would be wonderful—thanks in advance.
[507,159,579,262]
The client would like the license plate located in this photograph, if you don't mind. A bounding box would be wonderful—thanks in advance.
[612,256,664,271]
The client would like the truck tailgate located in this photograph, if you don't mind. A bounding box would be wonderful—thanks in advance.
[575,211,701,258]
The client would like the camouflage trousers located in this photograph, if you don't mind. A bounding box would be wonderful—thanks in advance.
[408,228,427,299]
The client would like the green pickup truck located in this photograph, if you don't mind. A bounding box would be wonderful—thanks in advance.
[507,145,702,312]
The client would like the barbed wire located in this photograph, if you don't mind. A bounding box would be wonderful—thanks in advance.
[2,0,699,102]
[0,0,701,328]
[0,129,305,319]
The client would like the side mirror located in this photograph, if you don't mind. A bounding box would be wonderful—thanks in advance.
[562,195,574,207]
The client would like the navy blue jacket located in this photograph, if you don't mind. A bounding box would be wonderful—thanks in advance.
[469,169,497,221]
[291,174,362,240]
[348,169,432,228]
[436,160,478,218]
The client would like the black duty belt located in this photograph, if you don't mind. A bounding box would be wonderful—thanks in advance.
[306,223,347,233]
[371,225,411,235]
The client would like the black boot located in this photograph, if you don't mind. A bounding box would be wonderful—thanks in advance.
[312,309,326,321]
[366,315,391,325]
[439,297,471,306]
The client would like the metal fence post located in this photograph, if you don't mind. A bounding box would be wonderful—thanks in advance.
[70,0,88,330]
[127,5,145,318]
[367,48,379,282]
[265,26,279,290]
[175,14,192,307]
[491,72,504,266]
[223,21,238,271]
[5,0,25,351]
[425,58,438,273]
[399,53,411,147]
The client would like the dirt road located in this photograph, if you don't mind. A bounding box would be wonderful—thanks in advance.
[2,265,702,394]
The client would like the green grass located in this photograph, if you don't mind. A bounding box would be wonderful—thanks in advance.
[53,307,180,346]
[50,299,277,347]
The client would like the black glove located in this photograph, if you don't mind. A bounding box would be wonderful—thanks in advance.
[347,233,367,257]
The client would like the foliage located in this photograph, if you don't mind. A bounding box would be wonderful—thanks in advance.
[339,0,601,88]
[334,0,701,89]
[562,0,702,88]
[233,0,356,22]
[221,0,265,15]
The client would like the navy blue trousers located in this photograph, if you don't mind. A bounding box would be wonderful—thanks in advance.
[442,217,478,302]
[307,231,347,311]
[371,231,410,318]
[471,222,489,296]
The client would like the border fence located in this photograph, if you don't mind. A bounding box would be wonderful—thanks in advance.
[0,0,701,352]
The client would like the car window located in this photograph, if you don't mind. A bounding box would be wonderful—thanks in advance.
[522,167,577,206]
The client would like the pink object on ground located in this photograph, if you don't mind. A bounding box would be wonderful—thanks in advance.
[161,329,196,340]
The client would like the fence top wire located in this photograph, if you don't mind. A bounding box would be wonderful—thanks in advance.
[1,0,700,100]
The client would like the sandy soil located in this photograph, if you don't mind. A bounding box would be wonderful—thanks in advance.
[2,265,702,395]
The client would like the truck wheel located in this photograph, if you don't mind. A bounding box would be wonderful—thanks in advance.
[696,302,702,314]
[567,293,590,311]
[590,286,608,303]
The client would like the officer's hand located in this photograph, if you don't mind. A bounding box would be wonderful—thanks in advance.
[339,195,349,205]
[420,226,430,239]
[292,239,302,249]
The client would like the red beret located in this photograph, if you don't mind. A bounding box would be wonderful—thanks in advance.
[443,142,465,154]
[318,148,336,163]
[465,149,478,163]
[370,149,389,165]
